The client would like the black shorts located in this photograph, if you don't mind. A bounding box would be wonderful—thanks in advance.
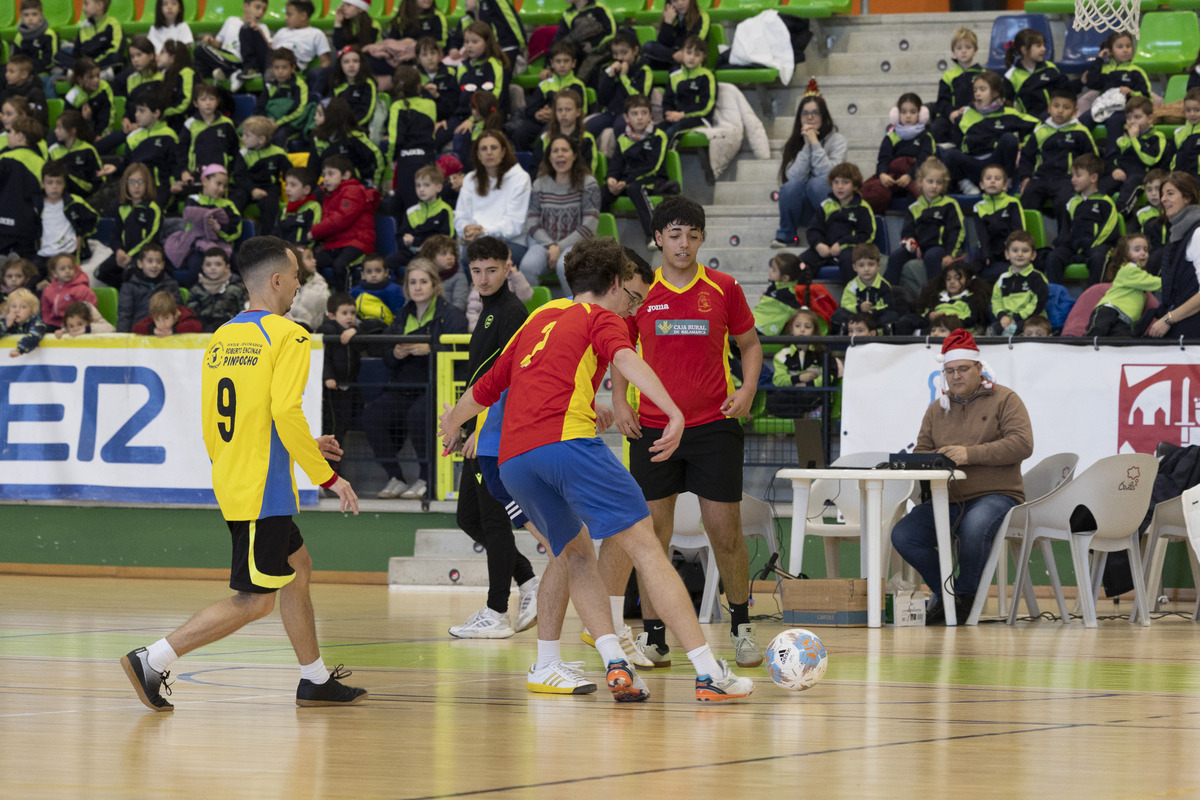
[628,417,744,503]
[227,516,304,594]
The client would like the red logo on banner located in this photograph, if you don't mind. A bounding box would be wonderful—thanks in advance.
[1119,365,1200,453]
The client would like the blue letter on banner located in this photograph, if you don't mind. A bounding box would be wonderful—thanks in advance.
[78,367,167,464]
[0,365,75,461]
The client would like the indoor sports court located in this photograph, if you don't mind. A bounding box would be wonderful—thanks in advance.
[4,574,1200,798]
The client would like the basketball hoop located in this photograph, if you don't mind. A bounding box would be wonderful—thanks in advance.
[1074,0,1140,38]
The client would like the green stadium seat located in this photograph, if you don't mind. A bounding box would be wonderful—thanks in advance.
[525,285,552,313]
[46,99,65,132]
[1023,209,1046,248]
[677,130,709,147]
[710,0,777,23]
[777,0,833,18]
[94,286,118,326]
[179,287,190,304]
[593,151,607,182]
[709,23,781,83]
[515,56,545,90]
[611,150,680,213]
[585,86,597,108]
[1165,73,1190,103]
[37,0,79,39]
[1134,11,1200,75]
[1064,216,1124,280]
[596,212,617,239]
[194,0,245,36]
[606,0,648,21]
[792,0,850,14]
[1022,0,1074,12]
[517,0,563,26]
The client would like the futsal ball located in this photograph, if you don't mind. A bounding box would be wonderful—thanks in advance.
[765,629,828,691]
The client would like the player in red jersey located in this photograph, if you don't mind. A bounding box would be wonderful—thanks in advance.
[438,238,754,703]
[611,196,765,669]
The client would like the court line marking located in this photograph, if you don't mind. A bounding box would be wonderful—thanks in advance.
[397,723,1091,799]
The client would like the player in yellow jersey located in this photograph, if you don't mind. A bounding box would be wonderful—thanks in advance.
[121,237,366,712]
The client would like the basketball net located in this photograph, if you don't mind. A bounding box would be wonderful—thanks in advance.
[1074,0,1140,38]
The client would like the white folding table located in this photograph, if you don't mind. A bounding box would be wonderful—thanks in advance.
[775,468,966,627]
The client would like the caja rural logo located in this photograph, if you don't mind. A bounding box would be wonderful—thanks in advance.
[1119,365,1200,453]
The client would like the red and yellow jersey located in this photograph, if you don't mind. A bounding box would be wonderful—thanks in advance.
[627,264,755,428]
[201,311,334,521]
[473,301,634,463]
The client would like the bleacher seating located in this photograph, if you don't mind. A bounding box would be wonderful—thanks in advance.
[986,15,1054,72]
[1058,24,1106,73]
[1135,12,1200,74]
[610,151,682,213]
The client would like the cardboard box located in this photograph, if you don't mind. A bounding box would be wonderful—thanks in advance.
[885,590,926,627]
[779,578,883,627]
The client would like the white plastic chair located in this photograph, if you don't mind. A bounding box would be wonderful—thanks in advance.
[1134,484,1200,623]
[668,493,782,624]
[795,452,913,581]
[668,493,721,623]
[966,453,1078,625]
[1007,454,1158,628]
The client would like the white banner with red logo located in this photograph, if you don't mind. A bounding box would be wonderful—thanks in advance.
[841,342,1200,471]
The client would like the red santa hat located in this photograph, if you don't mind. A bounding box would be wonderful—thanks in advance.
[933,329,993,410]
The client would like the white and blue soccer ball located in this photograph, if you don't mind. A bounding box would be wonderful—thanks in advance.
[765,628,828,691]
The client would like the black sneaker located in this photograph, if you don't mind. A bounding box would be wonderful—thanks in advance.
[120,648,174,712]
[296,665,368,707]
[924,597,946,626]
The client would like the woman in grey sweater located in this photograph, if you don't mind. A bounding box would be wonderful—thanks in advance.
[519,135,601,295]
[773,92,848,248]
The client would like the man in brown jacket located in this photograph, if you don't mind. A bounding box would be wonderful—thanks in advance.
[890,329,1034,625]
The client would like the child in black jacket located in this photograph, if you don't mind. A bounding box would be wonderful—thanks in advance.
[798,163,877,283]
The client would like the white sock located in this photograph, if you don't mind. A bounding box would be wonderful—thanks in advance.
[300,657,329,684]
[609,596,624,631]
[146,639,178,674]
[686,644,721,678]
[594,633,625,665]
[536,639,561,669]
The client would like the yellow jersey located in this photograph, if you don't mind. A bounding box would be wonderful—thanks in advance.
[201,311,334,521]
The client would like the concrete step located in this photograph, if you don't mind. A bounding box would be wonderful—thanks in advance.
[388,554,550,587]
[414,528,548,559]
[702,218,780,244]
[826,51,960,81]
[714,180,780,205]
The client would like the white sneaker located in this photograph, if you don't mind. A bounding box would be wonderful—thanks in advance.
[633,631,673,667]
[515,577,538,632]
[527,660,596,694]
[377,477,407,499]
[229,70,244,92]
[449,607,515,639]
[400,479,427,499]
[617,625,655,668]
[730,623,762,668]
[580,625,655,668]
[957,178,981,195]
[695,659,755,702]
[212,68,226,83]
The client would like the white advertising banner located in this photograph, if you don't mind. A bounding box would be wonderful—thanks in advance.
[0,334,323,506]
[842,342,1200,471]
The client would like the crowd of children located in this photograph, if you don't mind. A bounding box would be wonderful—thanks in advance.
[0,0,728,354]
[763,20,1195,383]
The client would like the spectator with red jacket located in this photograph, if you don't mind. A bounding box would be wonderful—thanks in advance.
[311,155,381,291]
[40,255,98,330]
[132,291,204,336]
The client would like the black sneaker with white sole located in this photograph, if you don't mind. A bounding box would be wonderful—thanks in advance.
[120,648,174,712]
[296,665,369,707]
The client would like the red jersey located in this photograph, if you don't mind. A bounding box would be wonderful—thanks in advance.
[627,265,755,428]
[473,301,634,463]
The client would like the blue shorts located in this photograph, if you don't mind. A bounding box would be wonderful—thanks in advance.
[499,438,651,556]
[477,455,531,529]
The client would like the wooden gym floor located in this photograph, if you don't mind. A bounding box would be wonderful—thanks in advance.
[3,574,1200,799]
